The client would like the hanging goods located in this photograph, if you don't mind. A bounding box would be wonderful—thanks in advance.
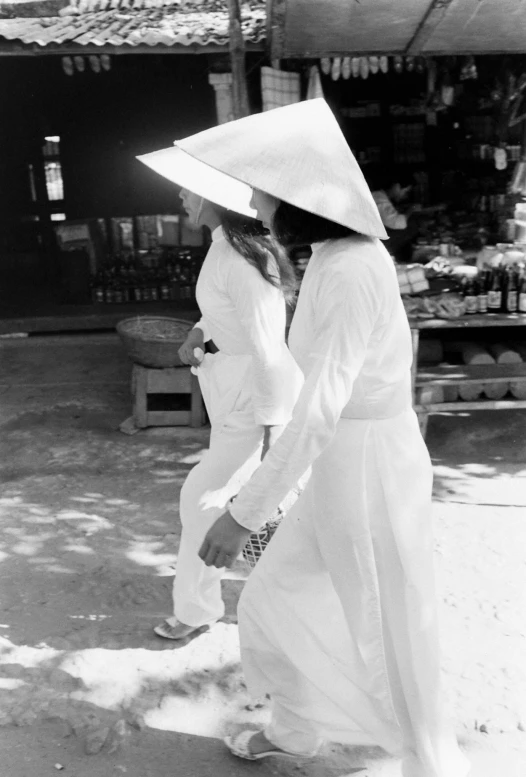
[342,57,352,80]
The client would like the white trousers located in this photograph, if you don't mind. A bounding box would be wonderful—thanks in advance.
[238,412,471,777]
[171,345,299,629]
[172,401,266,628]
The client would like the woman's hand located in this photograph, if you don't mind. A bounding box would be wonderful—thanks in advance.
[198,510,252,569]
[178,327,205,367]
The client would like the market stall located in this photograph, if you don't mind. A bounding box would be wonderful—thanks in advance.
[263,0,526,431]
[0,1,266,333]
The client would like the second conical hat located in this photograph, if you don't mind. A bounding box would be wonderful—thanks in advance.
[176,98,387,239]
[136,146,255,218]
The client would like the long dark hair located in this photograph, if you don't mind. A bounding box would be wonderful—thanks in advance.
[218,208,298,303]
[271,201,357,248]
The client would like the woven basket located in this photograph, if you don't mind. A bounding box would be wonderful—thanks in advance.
[242,510,283,569]
[116,316,194,369]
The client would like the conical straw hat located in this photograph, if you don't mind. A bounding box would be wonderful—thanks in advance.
[175,98,387,239]
[136,146,256,218]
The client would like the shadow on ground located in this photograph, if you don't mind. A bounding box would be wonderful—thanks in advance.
[0,336,525,775]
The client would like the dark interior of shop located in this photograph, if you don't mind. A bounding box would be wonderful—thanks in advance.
[1,52,526,331]
[0,52,261,326]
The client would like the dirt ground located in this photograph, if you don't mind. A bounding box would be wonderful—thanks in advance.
[0,332,525,777]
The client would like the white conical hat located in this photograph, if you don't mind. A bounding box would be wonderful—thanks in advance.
[175,98,387,239]
[136,146,256,218]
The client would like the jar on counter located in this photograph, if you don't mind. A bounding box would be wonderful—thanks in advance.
[515,221,526,243]
[502,248,525,267]
[476,245,502,271]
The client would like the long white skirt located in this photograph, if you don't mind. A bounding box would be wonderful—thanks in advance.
[238,409,470,777]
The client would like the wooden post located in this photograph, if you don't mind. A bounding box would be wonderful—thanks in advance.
[227,0,250,119]
[410,327,420,406]
[132,364,148,429]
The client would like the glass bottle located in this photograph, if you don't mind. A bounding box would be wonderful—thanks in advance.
[487,268,502,312]
[519,272,526,313]
[505,269,518,313]
[464,278,478,314]
[477,271,488,313]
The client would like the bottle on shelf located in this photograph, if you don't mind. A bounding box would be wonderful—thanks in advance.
[487,268,502,312]
[91,271,105,304]
[518,274,526,313]
[90,246,203,306]
[463,277,478,314]
[504,268,518,313]
[105,283,115,304]
[477,271,489,313]
[160,281,171,301]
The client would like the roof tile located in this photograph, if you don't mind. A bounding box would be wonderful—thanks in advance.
[0,0,266,48]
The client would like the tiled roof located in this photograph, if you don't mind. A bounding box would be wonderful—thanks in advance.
[0,0,266,49]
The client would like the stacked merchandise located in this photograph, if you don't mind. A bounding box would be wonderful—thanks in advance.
[396,264,428,294]
[398,258,467,320]
[461,265,526,315]
[417,338,526,404]
[135,215,180,250]
[90,248,204,305]
[401,242,526,320]
[411,244,526,405]
[58,212,207,306]
[392,123,426,164]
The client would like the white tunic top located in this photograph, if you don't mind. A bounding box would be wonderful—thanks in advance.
[230,233,414,531]
[194,227,301,427]
[232,234,470,776]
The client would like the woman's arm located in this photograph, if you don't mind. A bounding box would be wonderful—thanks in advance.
[229,265,377,532]
[208,260,379,542]
[226,256,294,426]
[193,319,211,342]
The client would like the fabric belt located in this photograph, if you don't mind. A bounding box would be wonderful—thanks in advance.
[205,340,219,354]
[340,398,411,421]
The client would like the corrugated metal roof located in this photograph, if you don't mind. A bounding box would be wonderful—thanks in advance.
[0,0,266,49]
[416,0,526,55]
[269,0,526,58]
[271,0,427,58]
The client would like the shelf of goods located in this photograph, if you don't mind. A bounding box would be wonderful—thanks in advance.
[90,248,204,306]
[410,313,526,437]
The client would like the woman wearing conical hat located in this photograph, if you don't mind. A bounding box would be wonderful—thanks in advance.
[137,149,302,641]
[143,100,470,776]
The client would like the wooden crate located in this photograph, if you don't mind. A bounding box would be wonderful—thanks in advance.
[132,364,206,429]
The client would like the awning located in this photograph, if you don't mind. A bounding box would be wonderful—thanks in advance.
[0,0,266,52]
[269,0,526,59]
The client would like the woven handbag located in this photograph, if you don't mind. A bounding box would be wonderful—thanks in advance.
[242,508,284,569]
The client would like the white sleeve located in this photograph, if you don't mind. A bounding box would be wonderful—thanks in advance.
[229,262,379,532]
[193,318,211,342]
[226,255,291,426]
[377,200,407,231]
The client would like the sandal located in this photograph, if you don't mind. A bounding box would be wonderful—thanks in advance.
[224,730,306,761]
[153,619,207,640]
